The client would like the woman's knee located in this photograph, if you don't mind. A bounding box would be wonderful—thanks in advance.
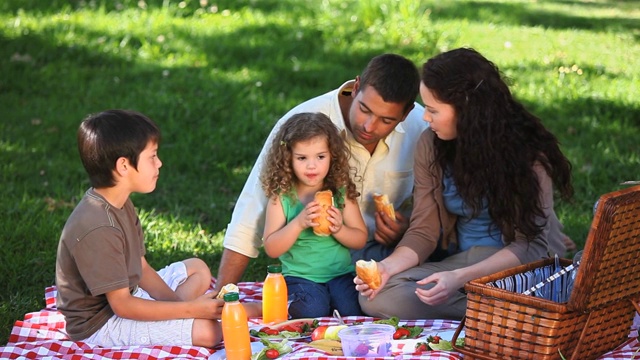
[192,319,222,348]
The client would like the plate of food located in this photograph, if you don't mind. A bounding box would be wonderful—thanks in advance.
[249,318,318,341]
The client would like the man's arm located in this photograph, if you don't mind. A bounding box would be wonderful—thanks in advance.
[212,249,251,296]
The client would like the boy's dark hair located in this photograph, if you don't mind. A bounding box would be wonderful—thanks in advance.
[359,53,420,114]
[77,109,161,188]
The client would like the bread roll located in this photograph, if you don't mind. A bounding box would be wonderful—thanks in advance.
[355,259,382,290]
[216,283,239,299]
[313,190,334,236]
[373,193,396,221]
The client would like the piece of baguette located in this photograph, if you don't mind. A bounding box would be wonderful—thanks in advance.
[313,190,334,236]
[216,283,239,299]
[373,193,396,221]
[355,259,382,290]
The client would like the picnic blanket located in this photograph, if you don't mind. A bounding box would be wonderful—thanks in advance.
[1,280,638,359]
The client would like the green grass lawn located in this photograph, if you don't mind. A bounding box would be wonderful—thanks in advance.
[1,0,639,345]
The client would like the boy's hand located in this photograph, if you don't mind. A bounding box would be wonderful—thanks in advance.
[193,292,225,319]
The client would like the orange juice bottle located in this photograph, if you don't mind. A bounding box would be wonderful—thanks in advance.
[221,292,251,360]
[262,264,288,324]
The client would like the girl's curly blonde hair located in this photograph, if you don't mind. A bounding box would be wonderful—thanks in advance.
[260,112,359,206]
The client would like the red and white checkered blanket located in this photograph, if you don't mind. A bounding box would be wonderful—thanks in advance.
[1,280,638,359]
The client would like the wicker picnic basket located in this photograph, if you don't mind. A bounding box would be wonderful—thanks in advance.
[452,185,640,360]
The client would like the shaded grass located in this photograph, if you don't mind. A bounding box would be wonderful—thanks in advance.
[1,0,639,345]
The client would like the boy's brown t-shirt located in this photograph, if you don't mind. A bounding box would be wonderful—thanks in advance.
[55,188,145,340]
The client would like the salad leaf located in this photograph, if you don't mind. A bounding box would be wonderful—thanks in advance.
[251,338,293,360]
[400,325,423,338]
[373,316,400,327]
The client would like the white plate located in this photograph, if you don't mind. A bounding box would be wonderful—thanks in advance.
[209,342,265,360]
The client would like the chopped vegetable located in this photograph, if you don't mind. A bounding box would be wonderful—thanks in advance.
[428,339,453,351]
[373,316,400,327]
[251,338,293,360]
[400,325,423,339]
[265,349,279,359]
[393,327,411,340]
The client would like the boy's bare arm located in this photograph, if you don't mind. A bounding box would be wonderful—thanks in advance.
[138,257,180,301]
[106,287,224,320]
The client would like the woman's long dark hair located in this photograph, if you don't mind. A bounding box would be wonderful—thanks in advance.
[422,48,573,242]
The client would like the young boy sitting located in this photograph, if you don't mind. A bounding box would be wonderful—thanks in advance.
[55,109,259,348]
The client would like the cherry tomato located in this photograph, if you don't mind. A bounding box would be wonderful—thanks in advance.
[393,327,411,340]
[432,335,441,344]
[265,349,280,359]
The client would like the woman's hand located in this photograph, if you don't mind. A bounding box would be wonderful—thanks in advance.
[354,261,390,301]
[414,270,464,306]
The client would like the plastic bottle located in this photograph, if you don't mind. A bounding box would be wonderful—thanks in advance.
[221,292,251,360]
[262,264,288,324]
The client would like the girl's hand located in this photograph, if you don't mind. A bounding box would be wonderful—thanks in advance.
[414,271,463,306]
[295,201,321,229]
[326,206,343,234]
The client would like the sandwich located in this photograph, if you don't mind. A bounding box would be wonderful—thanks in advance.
[373,193,396,221]
[216,283,239,299]
[355,259,382,290]
[313,190,334,236]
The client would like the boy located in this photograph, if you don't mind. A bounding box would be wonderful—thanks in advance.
[56,110,255,348]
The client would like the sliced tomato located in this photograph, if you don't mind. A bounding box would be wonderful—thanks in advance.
[263,327,279,336]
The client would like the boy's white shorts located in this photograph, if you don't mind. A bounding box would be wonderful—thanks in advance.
[83,261,195,347]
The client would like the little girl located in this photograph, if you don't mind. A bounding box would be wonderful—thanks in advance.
[260,112,367,318]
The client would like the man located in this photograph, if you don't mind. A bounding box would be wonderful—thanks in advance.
[214,54,428,295]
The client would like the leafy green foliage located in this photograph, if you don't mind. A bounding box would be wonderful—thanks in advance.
[1,0,639,345]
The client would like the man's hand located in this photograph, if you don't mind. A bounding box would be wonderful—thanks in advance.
[373,211,408,247]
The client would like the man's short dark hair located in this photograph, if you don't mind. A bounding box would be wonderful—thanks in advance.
[359,53,420,114]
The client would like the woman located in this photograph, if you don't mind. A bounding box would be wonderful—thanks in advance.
[356,48,573,319]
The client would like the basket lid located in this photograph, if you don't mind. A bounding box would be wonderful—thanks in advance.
[568,185,640,311]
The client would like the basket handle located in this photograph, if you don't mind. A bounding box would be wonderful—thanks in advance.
[451,316,465,350]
